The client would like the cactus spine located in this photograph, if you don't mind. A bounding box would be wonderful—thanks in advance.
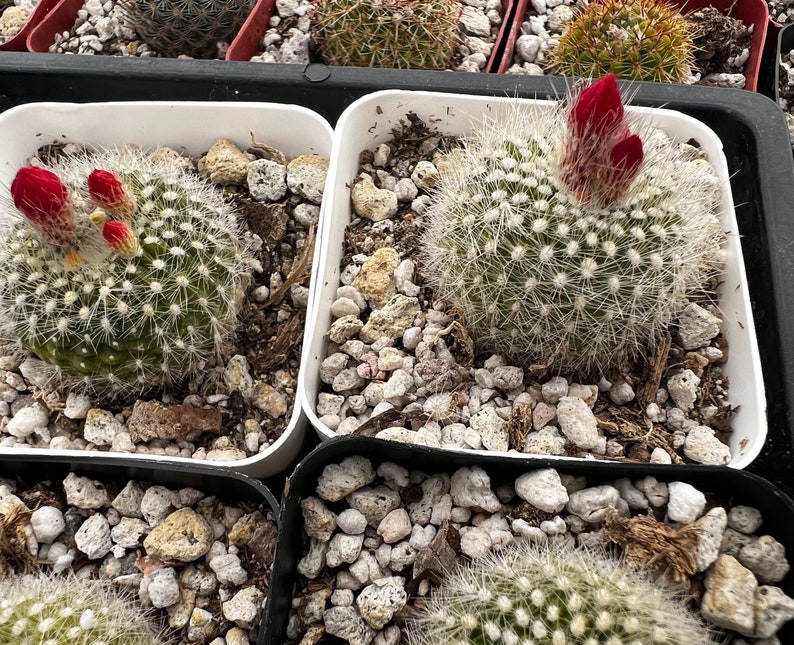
[421,74,724,374]
[407,539,718,645]
[551,0,695,84]
[311,0,462,69]
[1,146,253,395]
[120,0,254,59]
[0,572,166,644]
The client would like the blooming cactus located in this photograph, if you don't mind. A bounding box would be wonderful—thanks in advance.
[0,147,253,395]
[421,75,724,373]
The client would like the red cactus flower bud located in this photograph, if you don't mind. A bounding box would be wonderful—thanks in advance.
[609,133,644,179]
[102,220,139,258]
[569,73,625,138]
[10,166,76,247]
[560,75,644,208]
[88,169,136,218]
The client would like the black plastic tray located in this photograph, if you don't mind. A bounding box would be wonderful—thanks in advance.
[266,435,794,643]
[0,56,792,495]
[0,453,280,644]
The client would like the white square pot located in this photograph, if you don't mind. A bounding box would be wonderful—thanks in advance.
[299,89,766,469]
[0,100,334,478]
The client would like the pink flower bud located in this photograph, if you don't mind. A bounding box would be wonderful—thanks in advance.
[569,73,625,138]
[560,75,643,208]
[102,220,139,258]
[88,169,136,218]
[609,134,644,176]
[10,166,76,247]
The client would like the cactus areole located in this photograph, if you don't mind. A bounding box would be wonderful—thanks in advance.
[421,75,724,374]
[1,148,253,395]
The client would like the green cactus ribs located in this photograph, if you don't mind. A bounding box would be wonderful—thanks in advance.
[310,0,462,69]
[551,0,695,83]
[1,147,252,395]
[119,0,255,58]
[407,539,719,645]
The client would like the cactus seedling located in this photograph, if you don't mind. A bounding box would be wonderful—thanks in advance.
[119,0,255,59]
[0,146,253,395]
[311,0,463,69]
[421,74,724,374]
[0,572,167,644]
[551,0,696,84]
[407,539,718,645]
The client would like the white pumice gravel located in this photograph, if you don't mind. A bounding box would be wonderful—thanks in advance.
[283,454,794,644]
[0,471,278,643]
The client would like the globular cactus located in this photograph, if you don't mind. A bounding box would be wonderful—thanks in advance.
[421,74,724,374]
[0,572,167,644]
[1,146,253,395]
[407,539,719,645]
[119,0,254,59]
[311,0,462,69]
[551,0,695,84]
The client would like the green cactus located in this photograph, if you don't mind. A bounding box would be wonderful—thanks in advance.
[550,0,695,84]
[0,572,167,644]
[407,539,718,645]
[119,0,254,59]
[2,146,253,395]
[421,74,724,374]
[310,0,462,69]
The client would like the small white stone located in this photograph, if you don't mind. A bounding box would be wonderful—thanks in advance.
[74,514,112,559]
[514,469,569,513]
[6,403,49,437]
[64,392,92,419]
[684,426,731,465]
[667,481,707,523]
[30,506,65,543]
[209,553,249,586]
[247,158,287,202]
[147,567,180,608]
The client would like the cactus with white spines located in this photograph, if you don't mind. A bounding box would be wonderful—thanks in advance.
[0,572,166,644]
[1,146,253,395]
[407,539,719,645]
[421,74,724,374]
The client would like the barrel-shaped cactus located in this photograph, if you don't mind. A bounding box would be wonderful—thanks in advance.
[119,0,254,58]
[311,0,462,69]
[408,539,719,645]
[1,146,253,395]
[0,572,166,644]
[551,0,695,83]
[421,74,724,374]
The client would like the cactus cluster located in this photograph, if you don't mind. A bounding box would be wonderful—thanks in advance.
[421,74,724,374]
[310,0,462,69]
[0,572,166,644]
[407,539,718,645]
[1,146,253,395]
[119,0,254,59]
[551,0,695,84]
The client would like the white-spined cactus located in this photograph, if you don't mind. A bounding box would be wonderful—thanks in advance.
[1,146,254,395]
[0,572,166,644]
[421,74,724,374]
[407,539,719,645]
